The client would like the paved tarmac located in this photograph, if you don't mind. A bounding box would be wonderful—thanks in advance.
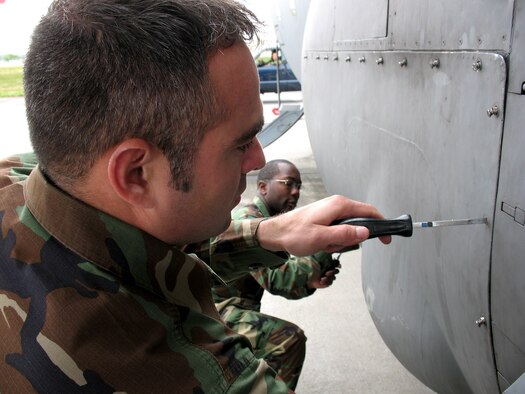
[1,94,434,393]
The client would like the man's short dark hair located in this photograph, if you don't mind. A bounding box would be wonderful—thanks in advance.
[24,0,260,191]
[257,159,296,183]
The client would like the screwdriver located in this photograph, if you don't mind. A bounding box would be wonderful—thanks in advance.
[333,214,488,239]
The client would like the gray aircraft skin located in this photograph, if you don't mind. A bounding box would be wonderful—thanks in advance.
[271,0,525,393]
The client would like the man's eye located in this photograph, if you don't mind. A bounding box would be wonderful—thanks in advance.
[238,140,254,152]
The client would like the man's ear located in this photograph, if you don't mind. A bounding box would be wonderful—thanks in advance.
[258,180,269,195]
[107,138,156,208]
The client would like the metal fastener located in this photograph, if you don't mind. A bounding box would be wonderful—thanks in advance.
[475,316,487,327]
[472,59,482,71]
[323,55,329,60]
[399,57,408,67]
[333,55,339,61]
[487,105,499,117]
[345,56,351,63]
[315,55,320,60]
[376,57,384,65]
[359,56,366,63]
[430,59,440,69]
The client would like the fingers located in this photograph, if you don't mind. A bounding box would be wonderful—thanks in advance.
[317,267,341,288]
[256,195,391,255]
[326,195,385,223]
[379,235,392,244]
[314,223,370,254]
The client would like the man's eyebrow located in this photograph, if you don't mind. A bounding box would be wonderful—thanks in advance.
[235,118,265,145]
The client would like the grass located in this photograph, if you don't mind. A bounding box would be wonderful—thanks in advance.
[0,66,24,97]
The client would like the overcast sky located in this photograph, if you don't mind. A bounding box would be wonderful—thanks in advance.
[0,0,52,55]
[0,0,276,56]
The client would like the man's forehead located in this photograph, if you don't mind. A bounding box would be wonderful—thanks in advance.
[208,41,257,91]
[235,118,265,145]
[275,164,301,179]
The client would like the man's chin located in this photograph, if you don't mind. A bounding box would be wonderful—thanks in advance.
[280,207,294,214]
[205,216,232,240]
[286,202,297,211]
[233,194,241,208]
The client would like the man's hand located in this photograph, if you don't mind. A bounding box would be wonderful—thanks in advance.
[307,262,341,289]
[256,195,391,256]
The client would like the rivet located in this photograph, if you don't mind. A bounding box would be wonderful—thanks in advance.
[315,55,320,60]
[359,56,366,63]
[430,59,440,69]
[487,105,499,118]
[333,55,339,61]
[472,59,482,72]
[323,55,329,60]
[398,57,408,67]
[376,57,384,65]
[475,316,487,327]
[345,56,351,63]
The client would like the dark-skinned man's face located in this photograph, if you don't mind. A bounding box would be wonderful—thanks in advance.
[259,163,302,216]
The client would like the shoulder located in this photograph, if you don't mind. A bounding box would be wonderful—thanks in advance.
[232,202,263,220]
[0,153,38,187]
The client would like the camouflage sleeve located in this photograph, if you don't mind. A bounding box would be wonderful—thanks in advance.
[251,251,335,299]
[234,202,335,299]
[190,219,289,283]
[0,153,38,188]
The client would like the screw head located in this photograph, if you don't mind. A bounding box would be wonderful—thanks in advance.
[472,59,482,72]
[487,105,499,117]
[475,316,487,327]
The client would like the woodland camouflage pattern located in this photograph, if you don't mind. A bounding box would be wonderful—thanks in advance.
[207,196,338,389]
[0,154,291,393]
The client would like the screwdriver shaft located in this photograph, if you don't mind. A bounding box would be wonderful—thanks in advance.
[414,218,488,228]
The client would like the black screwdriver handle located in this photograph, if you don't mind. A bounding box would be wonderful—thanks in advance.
[333,214,413,239]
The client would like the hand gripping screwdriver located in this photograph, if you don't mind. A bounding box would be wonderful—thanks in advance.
[333,214,488,239]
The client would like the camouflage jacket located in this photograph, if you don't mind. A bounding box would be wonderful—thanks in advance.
[0,154,290,393]
[210,196,334,311]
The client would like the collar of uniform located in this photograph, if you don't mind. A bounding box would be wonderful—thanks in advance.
[23,167,218,315]
[253,195,271,217]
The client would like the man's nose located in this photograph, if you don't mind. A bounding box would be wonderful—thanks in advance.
[242,138,265,174]
[290,186,300,197]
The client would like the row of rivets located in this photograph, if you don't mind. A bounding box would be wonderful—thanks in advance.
[304,55,484,73]
[303,54,498,119]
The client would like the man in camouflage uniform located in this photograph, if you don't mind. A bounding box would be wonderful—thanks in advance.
[212,160,339,390]
[0,0,390,392]
[212,160,341,390]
